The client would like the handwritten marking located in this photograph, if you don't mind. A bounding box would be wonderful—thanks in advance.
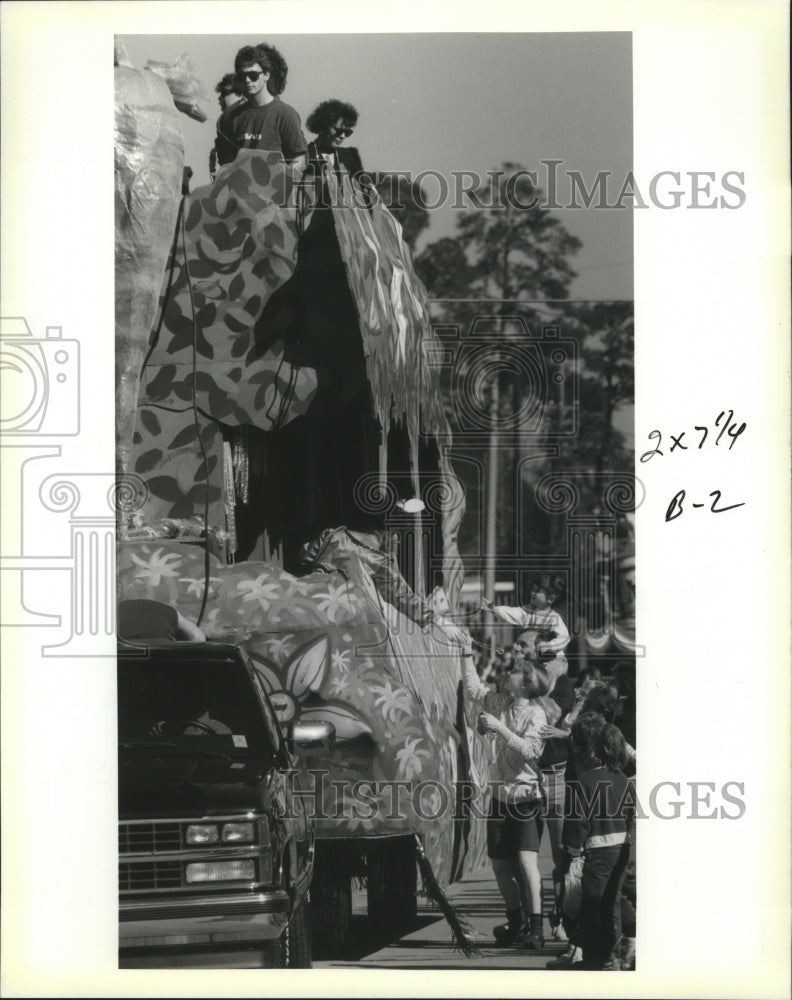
[641,411,746,462]
[665,488,746,522]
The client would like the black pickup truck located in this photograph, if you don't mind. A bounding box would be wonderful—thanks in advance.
[117,641,334,968]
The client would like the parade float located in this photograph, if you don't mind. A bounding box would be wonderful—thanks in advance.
[114,47,490,954]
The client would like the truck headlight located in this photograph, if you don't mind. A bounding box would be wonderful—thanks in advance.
[185,860,256,883]
[186,824,220,845]
[221,822,254,843]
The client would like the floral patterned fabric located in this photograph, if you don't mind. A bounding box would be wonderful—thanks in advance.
[117,538,489,882]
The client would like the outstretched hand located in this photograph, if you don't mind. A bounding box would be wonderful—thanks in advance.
[439,621,471,648]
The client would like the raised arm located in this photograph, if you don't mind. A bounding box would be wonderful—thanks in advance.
[480,599,531,627]
[459,637,494,707]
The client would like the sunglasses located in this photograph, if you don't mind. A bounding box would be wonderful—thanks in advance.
[330,125,354,138]
[237,69,264,82]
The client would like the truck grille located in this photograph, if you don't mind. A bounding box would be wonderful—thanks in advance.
[118,816,270,893]
[119,860,182,891]
[119,822,181,855]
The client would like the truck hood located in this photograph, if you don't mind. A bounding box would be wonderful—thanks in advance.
[119,754,271,818]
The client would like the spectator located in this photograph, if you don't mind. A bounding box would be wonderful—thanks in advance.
[459,634,551,951]
[512,631,563,727]
[576,665,603,696]
[612,659,636,752]
[579,685,620,724]
[545,710,607,968]
[537,671,576,942]
[563,722,636,970]
[481,573,569,686]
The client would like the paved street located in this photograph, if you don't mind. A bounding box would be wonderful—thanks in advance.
[314,838,576,970]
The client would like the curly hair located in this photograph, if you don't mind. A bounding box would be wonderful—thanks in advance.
[569,710,606,760]
[581,686,620,723]
[594,723,627,771]
[306,99,359,136]
[215,72,240,97]
[528,572,566,606]
[234,43,289,96]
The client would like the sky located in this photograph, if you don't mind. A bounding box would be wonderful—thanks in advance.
[122,32,633,302]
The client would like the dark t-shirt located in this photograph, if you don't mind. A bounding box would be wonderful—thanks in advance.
[221,97,307,162]
[118,599,178,644]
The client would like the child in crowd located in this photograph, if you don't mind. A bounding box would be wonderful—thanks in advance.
[576,665,603,696]
[563,683,637,775]
[537,669,577,942]
[459,633,551,950]
[544,710,606,967]
[480,573,569,687]
[562,721,637,970]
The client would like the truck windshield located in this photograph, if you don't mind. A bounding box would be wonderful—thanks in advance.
[118,654,275,760]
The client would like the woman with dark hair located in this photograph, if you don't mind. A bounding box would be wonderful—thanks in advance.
[218,43,307,167]
[305,97,366,182]
[306,99,358,142]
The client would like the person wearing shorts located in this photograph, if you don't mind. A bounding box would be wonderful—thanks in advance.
[460,635,550,949]
[487,796,544,858]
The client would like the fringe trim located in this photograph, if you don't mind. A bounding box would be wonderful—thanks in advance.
[413,835,480,958]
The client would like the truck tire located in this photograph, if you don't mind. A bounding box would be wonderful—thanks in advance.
[366,835,418,932]
[260,933,286,968]
[285,897,312,968]
[310,842,353,957]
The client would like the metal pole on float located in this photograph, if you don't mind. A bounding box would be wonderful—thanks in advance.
[483,374,499,653]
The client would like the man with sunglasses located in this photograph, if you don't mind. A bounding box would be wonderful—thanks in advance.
[216,44,307,169]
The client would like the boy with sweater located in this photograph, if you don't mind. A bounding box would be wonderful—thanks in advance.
[563,722,636,970]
